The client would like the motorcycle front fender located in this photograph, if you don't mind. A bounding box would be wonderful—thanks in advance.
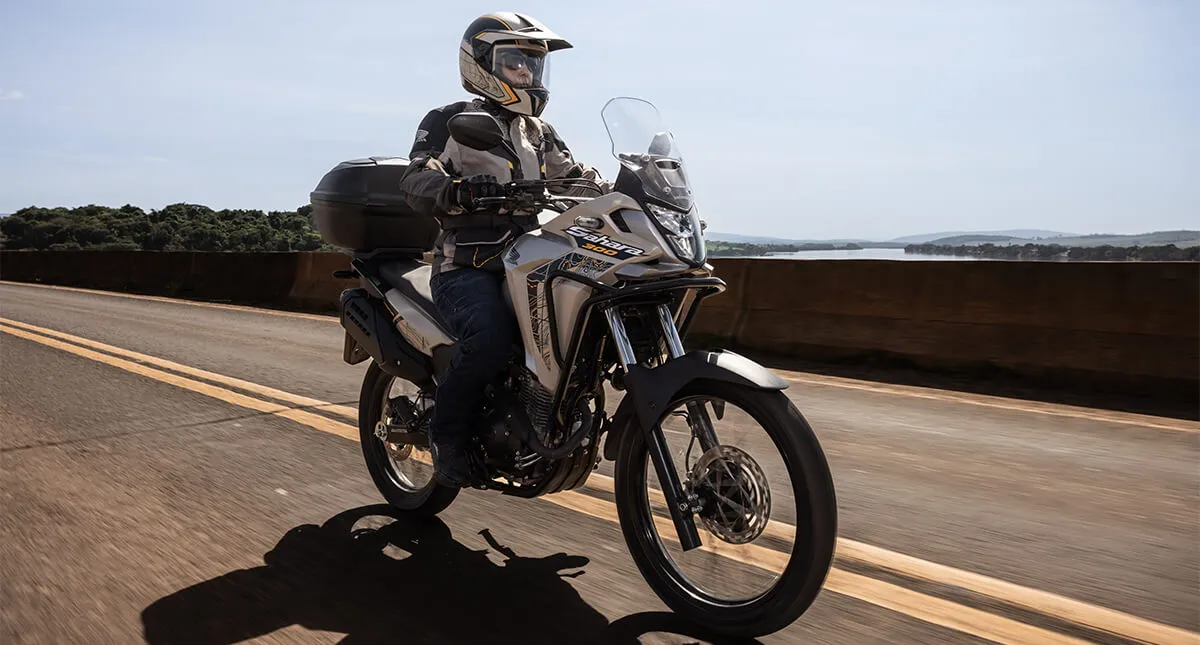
[602,350,787,462]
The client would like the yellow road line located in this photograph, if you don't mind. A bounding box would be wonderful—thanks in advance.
[827,569,1099,645]
[783,373,1199,434]
[5,279,1193,432]
[579,476,1200,645]
[0,317,358,422]
[6,318,1199,644]
[831,540,1200,645]
[0,324,357,442]
[549,490,1099,645]
[2,322,1100,645]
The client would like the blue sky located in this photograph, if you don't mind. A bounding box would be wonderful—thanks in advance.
[1,0,1196,240]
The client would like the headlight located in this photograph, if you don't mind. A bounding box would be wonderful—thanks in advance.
[647,203,691,236]
[647,203,703,261]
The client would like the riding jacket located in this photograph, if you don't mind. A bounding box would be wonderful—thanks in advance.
[400,98,611,275]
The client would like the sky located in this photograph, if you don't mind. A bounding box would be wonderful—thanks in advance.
[1,0,1196,241]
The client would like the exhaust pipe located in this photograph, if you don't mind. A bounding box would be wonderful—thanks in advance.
[340,288,432,385]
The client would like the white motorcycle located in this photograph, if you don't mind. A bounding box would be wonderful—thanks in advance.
[311,97,837,637]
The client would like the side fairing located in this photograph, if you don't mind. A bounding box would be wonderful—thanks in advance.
[503,192,688,390]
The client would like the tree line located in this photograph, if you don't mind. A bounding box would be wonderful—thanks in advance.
[905,242,1199,261]
[0,204,330,252]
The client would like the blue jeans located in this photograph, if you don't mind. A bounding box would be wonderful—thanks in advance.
[428,267,517,448]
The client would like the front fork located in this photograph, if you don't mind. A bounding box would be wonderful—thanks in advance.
[605,304,719,552]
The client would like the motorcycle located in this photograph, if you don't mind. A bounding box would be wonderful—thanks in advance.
[311,97,837,637]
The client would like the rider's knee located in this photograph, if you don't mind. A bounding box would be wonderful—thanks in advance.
[462,321,514,366]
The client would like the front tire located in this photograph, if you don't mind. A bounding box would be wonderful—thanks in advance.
[359,362,458,515]
[613,379,838,637]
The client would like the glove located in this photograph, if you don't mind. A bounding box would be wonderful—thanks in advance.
[449,174,504,212]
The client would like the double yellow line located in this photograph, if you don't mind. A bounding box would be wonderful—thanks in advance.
[1,316,1196,645]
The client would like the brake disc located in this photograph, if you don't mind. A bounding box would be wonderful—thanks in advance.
[375,420,413,462]
[386,441,413,462]
[689,445,772,545]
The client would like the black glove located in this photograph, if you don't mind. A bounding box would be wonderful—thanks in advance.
[449,174,504,212]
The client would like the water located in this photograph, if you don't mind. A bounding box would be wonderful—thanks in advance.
[719,248,979,261]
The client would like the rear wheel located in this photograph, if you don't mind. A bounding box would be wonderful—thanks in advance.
[359,362,458,515]
[613,379,837,637]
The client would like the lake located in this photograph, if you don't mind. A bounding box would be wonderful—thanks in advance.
[720,248,980,261]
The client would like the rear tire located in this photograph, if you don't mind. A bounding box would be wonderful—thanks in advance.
[359,362,458,516]
[613,379,837,637]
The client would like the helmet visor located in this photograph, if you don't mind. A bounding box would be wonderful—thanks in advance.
[492,44,548,90]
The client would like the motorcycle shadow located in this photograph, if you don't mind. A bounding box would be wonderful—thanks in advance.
[141,505,759,645]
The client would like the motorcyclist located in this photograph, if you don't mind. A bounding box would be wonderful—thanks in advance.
[399,12,611,487]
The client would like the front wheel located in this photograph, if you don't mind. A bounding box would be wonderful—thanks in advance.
[358,362,458,515]
[613,379,837,637]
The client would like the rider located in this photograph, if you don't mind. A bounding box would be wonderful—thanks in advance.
[399,12,611,487]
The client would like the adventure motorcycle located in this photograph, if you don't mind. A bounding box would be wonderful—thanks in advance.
[310,97,837,637]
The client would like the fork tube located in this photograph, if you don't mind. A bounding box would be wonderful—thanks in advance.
[656,304,687,359]
[608,305,703,551]
[656,305,720,452]
[604,307,638,367]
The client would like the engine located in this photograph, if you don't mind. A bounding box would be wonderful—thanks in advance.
[475,367,601,491]
[476,373,545,469]
[517,368,555,446]
[477,382,544,485]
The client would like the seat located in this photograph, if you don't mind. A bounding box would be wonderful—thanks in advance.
[376,259,454,337]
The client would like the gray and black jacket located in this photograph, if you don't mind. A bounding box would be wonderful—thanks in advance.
[400,99,611,276]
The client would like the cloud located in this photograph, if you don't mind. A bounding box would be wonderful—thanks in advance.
[0,89,25,101]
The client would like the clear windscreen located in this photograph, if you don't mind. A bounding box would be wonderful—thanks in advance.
[602,97,693,211]
[602,97,705,263]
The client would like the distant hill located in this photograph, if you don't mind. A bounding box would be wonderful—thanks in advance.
[927,234,1021,245]
[691,228,1199,249]
[709,229,1071,248]
[922,230,1200,248]
[888,229,1076,244]
[1028,230,1200,248]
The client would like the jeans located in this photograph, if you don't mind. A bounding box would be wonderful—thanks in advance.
[428,267,517,449]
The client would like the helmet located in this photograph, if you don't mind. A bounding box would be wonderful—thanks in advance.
[459,12,572,117]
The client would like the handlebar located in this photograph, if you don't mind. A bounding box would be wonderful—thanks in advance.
[473,178,604,211]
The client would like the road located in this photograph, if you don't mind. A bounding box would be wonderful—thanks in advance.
[1,280,1197,645]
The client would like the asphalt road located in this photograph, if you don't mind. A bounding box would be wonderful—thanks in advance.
[1,281,1197,645]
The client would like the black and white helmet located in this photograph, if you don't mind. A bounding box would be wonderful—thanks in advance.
[459,12,572,117]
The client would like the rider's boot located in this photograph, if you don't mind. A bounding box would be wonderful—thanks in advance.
[431,441,473,488]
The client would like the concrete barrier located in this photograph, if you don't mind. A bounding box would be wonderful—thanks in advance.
[0,250,357,312]
[2,250,1196,402]
[688,258,1198,400]
[286,252,361,312]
